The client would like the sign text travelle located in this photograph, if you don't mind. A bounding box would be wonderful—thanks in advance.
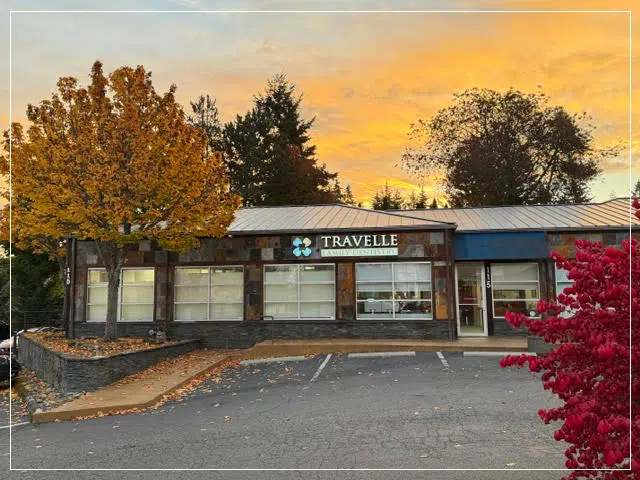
[319,234,398,257]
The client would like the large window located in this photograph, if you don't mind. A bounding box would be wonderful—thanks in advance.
[355,262,432,320]
[491,263,539,318]
[555,266,574,297]
[174,266,244,321]
[87,268,155,322]
[264,264,335,320]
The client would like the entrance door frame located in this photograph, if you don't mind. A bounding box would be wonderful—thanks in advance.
[455,263,488,337]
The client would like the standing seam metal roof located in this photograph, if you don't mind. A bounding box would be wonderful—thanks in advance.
[394,198,638,232]
[228,204,455,234]
[227,198,637,234]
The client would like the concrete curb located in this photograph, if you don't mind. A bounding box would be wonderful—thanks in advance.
[13,378,43,420]
[31,354,233,424]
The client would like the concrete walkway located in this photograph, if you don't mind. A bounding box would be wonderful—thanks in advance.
[32,350,233,423]
[247,336,529,358]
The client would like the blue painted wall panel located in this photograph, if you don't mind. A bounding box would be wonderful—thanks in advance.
[455,232,549,260]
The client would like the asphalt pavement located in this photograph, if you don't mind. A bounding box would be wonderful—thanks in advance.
[0,351,569,479]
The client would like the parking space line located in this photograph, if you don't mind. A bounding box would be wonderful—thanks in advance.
[347,351,415,359]
[436,351,450,369]
[310,353,332,382]
[463,351,537,357]
[0,422,30,430]
[239,356,307,366]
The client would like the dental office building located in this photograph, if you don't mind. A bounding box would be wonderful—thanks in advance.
[71,198,638,347]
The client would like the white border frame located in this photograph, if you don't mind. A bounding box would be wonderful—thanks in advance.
[455,263,488,337]
[7,7,632,475]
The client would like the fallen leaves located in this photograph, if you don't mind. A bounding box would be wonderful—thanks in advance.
[25,332,177,358]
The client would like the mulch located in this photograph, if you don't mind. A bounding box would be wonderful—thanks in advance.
[24,331,176,358]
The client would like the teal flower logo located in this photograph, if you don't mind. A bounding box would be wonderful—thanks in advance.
[293,237,312,257]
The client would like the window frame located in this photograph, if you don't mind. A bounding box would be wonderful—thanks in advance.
[86,267,156,323]
[263,263,336,321]
[355,261,433,321]
[554,265,574,297]
[174,265,245,322]
[490,262,540,319]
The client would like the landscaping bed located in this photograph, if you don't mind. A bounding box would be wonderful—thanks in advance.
[23,331,177,358]
[17,334,204,394]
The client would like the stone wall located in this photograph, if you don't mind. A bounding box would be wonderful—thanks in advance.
[17,335,202,393]
[168,320,451,348]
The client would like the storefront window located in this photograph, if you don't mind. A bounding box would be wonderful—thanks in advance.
[491,263,539,318]
[174,266,244,321]
[87,268,155,322]
[356,262,432,320]
[264,264,335,320]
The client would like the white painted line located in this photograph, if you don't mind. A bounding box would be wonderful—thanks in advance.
[310,353,332,382]
[0,422,30,430]
[239,355,307,366]
[463,351,538,357]
[436,351,450,369]
[347,351,416,359]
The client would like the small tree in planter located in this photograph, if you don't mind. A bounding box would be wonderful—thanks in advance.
[8,61,241,341]
[501,200,639,478]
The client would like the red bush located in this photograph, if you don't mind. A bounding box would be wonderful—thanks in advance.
[501,199,639,479]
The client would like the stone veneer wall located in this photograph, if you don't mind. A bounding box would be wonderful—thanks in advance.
[17,335,202,393]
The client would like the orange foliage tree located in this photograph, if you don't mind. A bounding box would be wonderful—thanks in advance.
[6,61,240,340]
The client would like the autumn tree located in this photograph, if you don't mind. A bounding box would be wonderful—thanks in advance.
[403,88,614,207]
[9,61,240,341]
[371,183,404,210]
[501,203,639,478]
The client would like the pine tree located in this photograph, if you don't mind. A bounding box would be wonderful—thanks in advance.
[632,179,640,199]
[429,198,439,209]
[371,183,404,210]
[221,74,337,206]
[406,188,428,209]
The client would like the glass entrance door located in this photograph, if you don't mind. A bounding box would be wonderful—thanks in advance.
[455,263,487,336]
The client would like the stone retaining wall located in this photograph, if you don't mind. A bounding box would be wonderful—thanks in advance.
[17,335,202,393]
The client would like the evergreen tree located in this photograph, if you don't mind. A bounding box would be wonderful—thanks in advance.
[429,198,439,209]
[632,179,640,199]
[221,74,338,206]
[188,94,223,156]
[406,188,428,209]
[371,183,404,210]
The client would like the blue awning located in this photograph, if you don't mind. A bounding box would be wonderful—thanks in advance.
[455,232,549,260]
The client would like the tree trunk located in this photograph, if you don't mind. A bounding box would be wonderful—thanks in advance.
[105,267,121,341]
[94,240,125,342]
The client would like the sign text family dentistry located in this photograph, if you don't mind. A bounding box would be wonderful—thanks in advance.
[319,234,398,257]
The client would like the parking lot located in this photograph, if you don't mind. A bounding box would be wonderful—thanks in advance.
[1,351,567,477]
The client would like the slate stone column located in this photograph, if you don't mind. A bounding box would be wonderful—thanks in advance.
[245,264,263,321]
[336,262,355,321]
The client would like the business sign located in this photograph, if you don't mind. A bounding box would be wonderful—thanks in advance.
[292,237,313,257]
[319,234,398,258]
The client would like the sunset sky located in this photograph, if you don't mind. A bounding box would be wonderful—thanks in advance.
[1,0,637,204]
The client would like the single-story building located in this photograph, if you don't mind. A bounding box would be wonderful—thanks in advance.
[70,198,639,347]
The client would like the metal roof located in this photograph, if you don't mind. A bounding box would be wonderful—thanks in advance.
[228,204,455,235]
[396,198,639,233]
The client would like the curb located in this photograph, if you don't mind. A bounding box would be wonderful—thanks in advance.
[13,378,43,420]
[31,354,232,424]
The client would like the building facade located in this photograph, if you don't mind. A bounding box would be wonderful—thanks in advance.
[70,199,639,347]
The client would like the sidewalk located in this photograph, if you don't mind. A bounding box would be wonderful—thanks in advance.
[31,349,235,423]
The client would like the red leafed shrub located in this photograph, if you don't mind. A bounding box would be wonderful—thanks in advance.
[501,199,639,479]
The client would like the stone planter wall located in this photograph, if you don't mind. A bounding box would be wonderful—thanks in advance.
[17,335,202,393]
